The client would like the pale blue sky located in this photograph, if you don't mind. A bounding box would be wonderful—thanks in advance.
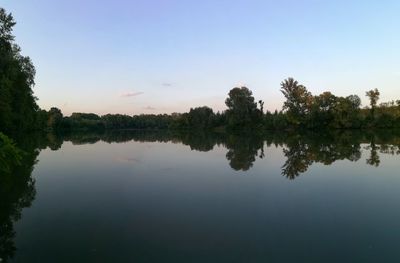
[2,0,400,115]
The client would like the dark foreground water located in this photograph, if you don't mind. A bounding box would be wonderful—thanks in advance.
[2,130,400,262]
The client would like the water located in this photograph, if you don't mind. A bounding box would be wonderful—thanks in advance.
[2,130,400,262]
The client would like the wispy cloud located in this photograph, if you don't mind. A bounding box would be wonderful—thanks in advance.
[162,82,173,87]
[120,91,144,98]
[143,106,156,110]
[114,157,141,163]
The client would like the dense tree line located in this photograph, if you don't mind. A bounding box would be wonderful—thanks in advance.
[272,78,400,129]
[44,81,400,132]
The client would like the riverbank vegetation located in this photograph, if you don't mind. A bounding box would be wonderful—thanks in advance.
[42,82,400,132]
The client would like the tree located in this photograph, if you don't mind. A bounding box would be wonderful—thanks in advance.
[0,8,15,43]
[225,86,262,128]
[280,78,312,125]
[187,106,214,129]
[333,96,362,128]
[47,107,63,130]
[346,95,361,111]
[309,92,337,128]
[315,92,337,112]
[366,88,380,115]
[0,8,39,134]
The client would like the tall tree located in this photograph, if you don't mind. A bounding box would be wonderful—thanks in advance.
[366,88,380,116]
[0,8,39,134]
[280,78,312,125]
[225,86,262,128]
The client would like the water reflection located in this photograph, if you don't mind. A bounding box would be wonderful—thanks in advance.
[57,129,400,177]
[1,130,400,261]
[280,133,363,179]
[0,138,37,261]
[225,133,264,171]
[0,132,67,262]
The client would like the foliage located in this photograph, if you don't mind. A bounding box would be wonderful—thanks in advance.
[280,78,313,125]
[39,83,400,132]
[366,88,380,109]
[187,106,215,130]
[225,86,262,129]
[0,8,39,134]
[0,132,22,174]
[366,88,380,117]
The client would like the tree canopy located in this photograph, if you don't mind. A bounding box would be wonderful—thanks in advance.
[225,86,262,128]
[280,78,313,125]
[0,8,39,134]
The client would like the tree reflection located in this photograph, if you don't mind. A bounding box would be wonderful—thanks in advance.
[224,133,264,171]
[281,139,313,180]
[280,132,362,180]
[366,144,380,167]
[0,137,38,262]
[39,129,400,180]
[0,131,63,262]
[1,129,399,261]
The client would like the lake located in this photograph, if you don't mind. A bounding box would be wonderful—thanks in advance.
[3,130,400,262]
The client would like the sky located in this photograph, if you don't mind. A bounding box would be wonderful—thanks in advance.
[2,0,400,115]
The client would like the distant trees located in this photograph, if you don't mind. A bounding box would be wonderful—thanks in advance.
[38,82,400,132]
[277,77,377,129]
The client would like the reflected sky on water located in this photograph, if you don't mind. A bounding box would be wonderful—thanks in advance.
[3,130,400,262]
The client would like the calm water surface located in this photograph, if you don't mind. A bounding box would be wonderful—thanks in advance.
[3,131,400,262]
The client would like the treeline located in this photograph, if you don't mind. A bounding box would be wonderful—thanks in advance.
[42,82,400,132]
[2,6,400,140]
[271,79,400,130]
[41,107,227,131]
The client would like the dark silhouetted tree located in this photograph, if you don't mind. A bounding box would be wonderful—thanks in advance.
[47,107,63,130]
[225,86,262,128]
[187,106,215,130]
[0,8,39,134]
[366,88,380,116]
